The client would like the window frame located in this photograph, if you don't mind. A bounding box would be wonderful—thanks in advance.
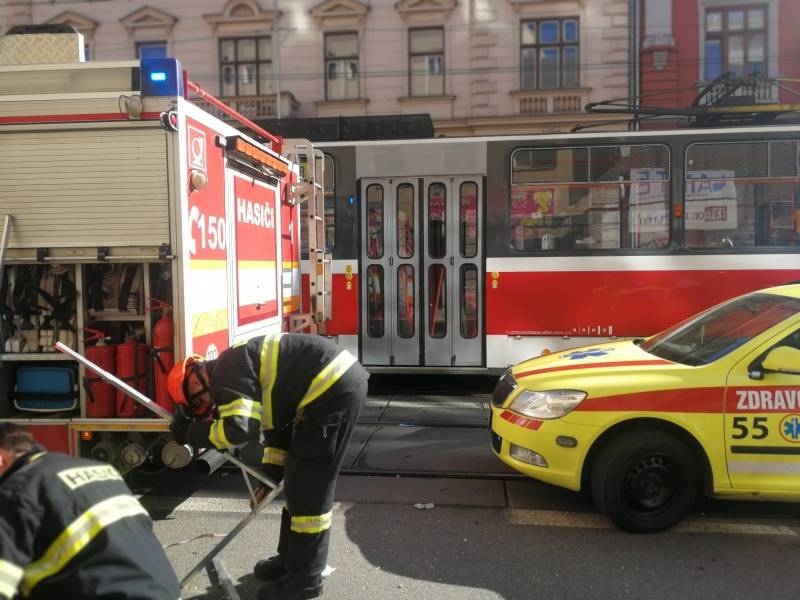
[408,26,445,97]
[520,17,580,90]
[703,4,768,80]
[218,35,272,97]
[324,31,360,101]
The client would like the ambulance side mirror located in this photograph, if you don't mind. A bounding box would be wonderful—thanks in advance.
[760,346,800,376]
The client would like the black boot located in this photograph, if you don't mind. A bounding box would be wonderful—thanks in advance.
[253,555,288,581]
[257,573,323,600]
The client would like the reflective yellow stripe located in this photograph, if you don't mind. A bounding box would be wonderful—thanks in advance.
[260,333,285,430]
[290,511,333,534]
[209,420,233,449]
[20,495,147,595]
[298,351,357,411]
[0,560,23,598]
[262,447,288,466]
[218,398,262,422]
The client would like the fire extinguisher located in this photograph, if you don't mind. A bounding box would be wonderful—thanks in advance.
[149,298,174,413]
[83,328,116,418]
[115,333,149,418]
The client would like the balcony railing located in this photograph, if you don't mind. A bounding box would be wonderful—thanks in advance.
[695,77,777,106]
[191,92,299,120]
[512,88,591,115]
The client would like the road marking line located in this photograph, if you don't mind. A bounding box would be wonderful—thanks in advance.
[507,509,797,536]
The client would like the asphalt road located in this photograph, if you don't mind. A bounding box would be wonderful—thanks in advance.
[141,471,800,600]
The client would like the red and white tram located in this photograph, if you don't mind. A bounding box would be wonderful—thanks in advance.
[312,125,800,372]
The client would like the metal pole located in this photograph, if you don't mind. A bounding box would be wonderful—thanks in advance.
[179,480,283,587]
[186,80,283,152]
[0,214,13,279]
[273,0,282,119]
[629,0,641,131]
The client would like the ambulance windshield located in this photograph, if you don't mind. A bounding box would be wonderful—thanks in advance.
[641,292,800,366]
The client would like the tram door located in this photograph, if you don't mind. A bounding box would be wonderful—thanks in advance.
[360,177,482,367]
[361,179,421,365]
[423,177,482,366]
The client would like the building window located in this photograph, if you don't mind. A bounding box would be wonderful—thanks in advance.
[219,36,272,97]
[136,41,167,60]
[704,6,766,80]
[409,27,444,96]
[325,32,359,100]
[520,18,579,90]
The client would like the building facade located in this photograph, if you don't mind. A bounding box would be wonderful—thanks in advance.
[638,0,800,123]
[0,0,632,136]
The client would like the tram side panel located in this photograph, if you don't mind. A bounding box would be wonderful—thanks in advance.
[484,134,800,369]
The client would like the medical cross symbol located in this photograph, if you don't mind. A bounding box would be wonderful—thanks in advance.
[563,349,611,360]
[783,416,800,441]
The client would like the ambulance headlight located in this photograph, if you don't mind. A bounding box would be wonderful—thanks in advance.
[508,390,586,419]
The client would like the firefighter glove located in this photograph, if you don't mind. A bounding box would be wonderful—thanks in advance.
[170,411,194,445]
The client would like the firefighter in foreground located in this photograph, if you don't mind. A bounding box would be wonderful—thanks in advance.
[0,423,181,600]
[167,333,368,600]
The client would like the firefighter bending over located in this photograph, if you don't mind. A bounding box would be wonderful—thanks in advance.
[0,423,181,600]
[167,333,369,600]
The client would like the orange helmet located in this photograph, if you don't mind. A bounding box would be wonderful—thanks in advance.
[167,354,204,407]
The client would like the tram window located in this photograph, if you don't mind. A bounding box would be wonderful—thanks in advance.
[366,265,384,338]
[460,264,478,339]
[512,148,588,183]
[509,144,670,251]
[770,142,800,178]
[397,265,415,338]
[590,145,669,182]
[428,264,447,338]
[397,183,415,259]
[428,182,447,259]
[460,181,478,258]
[685,141,800,249]
[366,184,384,259]
[323,154,335,251]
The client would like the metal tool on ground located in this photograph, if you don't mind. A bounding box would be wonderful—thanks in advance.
[54,341,283,595]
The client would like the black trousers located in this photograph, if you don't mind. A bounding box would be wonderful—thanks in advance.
[277,374,367,576]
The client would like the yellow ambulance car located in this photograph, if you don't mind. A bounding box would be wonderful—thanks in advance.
[491,284,800,532]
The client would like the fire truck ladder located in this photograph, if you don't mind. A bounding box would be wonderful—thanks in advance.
[283,140,332,334]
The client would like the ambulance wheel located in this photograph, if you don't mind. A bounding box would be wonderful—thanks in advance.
[591,429,698,533]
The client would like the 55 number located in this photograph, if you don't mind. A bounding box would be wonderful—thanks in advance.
[731,416,768,440]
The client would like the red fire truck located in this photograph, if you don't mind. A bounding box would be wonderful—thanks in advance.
[0,26,329,472]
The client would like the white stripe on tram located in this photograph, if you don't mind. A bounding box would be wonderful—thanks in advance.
[486,254,800,273]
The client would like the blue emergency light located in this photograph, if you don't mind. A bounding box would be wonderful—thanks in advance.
[140,58,183,97]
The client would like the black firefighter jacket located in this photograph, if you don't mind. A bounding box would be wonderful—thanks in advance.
[184,333,369,469]
[0,449,180,600]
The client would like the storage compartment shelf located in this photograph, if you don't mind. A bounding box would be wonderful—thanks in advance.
[87,312,147,322]
[0,353,76,362]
